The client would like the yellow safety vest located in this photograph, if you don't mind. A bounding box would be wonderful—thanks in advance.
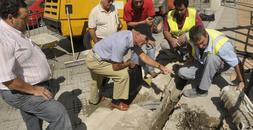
[191,29,230,60]
[167,8,196,36]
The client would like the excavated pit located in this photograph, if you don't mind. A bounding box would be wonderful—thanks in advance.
[163,104,221,130]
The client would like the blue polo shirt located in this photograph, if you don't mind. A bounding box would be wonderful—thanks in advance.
[93,31,134,63]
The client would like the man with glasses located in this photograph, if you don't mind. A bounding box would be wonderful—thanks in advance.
[86,24,172,111]
[157,0,203,65]
[123,0,158,78]
[0,0,72,129]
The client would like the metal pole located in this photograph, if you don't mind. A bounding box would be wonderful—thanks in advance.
[66,7,75,59]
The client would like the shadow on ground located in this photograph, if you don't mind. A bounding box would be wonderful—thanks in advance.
[42,37,86,60]
[57,89,87,130]
[49,76,65,96]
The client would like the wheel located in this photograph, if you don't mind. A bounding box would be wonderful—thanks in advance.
[38,19,45,27]
[83,32,92,50]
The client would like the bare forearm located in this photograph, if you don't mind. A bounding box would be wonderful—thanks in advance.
[118,19,123,30]
[3,78,52,100]
[139,53,160,69]
[163,31,177,48]
[112,61,131,71]
[88,28,98,43]
[3,78,35,94]
[234,64,244,82]
[127,21,146,28]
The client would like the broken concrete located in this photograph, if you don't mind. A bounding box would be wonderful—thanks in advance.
[221,86,253,129]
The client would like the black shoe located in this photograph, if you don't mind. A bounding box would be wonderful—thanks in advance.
[183,88,208,98]
[88,100,100,105]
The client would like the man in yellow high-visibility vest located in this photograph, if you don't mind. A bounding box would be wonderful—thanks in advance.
[157,0,203,64]
[174,26,245,99]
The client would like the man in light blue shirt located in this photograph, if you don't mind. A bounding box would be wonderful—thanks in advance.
[86,24,172,111]
[171,25,245,99]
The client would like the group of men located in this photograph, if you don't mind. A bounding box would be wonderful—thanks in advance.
[0,0,246,130]
[87,0,245,110]
[87,0,171,111]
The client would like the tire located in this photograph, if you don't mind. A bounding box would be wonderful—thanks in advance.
[83,32,92,50]
[39,19,45,27]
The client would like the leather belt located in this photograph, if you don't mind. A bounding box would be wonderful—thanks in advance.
[35,80,50,86]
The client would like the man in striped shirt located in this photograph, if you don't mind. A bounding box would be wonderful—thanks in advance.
[0,0,72,129]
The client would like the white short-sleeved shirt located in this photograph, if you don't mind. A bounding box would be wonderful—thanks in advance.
[0,19,51,90]
[88,4,119,39]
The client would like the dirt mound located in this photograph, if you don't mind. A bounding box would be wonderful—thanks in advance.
[176,105,220,130]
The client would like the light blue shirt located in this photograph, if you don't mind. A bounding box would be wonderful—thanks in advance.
[197,33,239,67]
[94,31,134,63]
[218,41,239,67]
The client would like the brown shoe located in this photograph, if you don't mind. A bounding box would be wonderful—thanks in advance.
[111,102,129,111]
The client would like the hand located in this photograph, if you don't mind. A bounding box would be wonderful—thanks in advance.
[32,86,53,100]
[147,40,156,48]
[169,37,179,48]
[145,17,153,26]
[93,39,98,43]
[178,34,187,45]
[236,81,245,91]
[126,59,136,68]
[160,65,173,75]
[184,58,194,66]
[118,23,123,30]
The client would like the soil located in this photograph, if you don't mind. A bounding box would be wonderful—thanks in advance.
[176,105,221,130]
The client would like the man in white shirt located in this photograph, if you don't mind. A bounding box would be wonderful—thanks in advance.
[88,0,122,43]
[0,0,72,129]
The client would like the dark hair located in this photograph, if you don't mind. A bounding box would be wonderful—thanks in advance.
[0,0,27,19]
[174,0,189,8]
[189,25,207,43]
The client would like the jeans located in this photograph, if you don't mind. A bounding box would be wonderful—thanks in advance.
[0,81,72,130]
[131,44,156,74]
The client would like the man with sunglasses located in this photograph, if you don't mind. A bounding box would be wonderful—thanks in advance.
[123,0,158,78]
[157,0,203,64]
[0,0,72,129]
[86,24,172,111]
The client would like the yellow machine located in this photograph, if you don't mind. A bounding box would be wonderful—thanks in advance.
[43,0,126,49]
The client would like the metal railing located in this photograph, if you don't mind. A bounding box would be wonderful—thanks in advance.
[251,11,253,25]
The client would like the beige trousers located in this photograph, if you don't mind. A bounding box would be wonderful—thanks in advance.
[86,50,130,103]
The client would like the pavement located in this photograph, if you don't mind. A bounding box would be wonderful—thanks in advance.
[164,0,253,129]
[0,0,252,130]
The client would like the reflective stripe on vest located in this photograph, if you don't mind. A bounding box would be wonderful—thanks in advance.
[167,8,196,36]
[191,29,229,60]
